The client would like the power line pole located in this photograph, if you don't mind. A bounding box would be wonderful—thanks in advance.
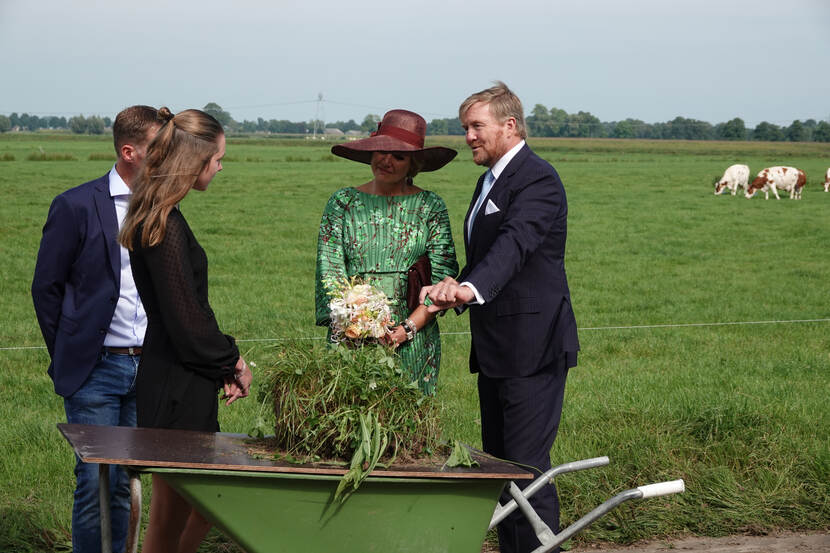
[312,92,324,139]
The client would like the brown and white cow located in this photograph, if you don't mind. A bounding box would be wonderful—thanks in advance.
[714,164,750,195]
[745,166,806,200]
[824,168,829,192]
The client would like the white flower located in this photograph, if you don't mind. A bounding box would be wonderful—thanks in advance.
[327,277,393,345]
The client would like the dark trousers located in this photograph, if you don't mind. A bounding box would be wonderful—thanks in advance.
[478,360,569,553]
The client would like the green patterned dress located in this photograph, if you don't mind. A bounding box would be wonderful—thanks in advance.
[315,187,459,395]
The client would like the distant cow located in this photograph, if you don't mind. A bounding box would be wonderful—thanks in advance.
[745,166,806,200]
[714,164,750,195]
[824,168,829,192]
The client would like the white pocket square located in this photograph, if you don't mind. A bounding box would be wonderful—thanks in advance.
[484,199,500,215]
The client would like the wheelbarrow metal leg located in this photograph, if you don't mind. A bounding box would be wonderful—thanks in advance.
[532,489,643,552]
[99,464,112,553]
[99,465,142,553]
[124,470,142,553]
[507,481,557,548]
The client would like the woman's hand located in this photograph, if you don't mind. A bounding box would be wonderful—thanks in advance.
[222,357,253,406]
[381,326,407,349]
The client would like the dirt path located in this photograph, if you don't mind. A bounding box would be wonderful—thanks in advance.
[482,532,830,553]
[570,532,830,553]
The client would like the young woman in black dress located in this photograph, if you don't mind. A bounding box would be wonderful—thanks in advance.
[119,107,252,553]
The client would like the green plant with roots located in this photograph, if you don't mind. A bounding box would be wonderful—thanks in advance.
[335,410,388,501]
[256,341,449,501]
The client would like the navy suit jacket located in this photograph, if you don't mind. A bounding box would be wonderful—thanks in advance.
[460,144,579,377]
[32,174,122,397]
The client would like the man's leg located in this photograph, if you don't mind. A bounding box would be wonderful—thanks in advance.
[479,362,569,553]
[110,353,138,553]
[478,372,505,460]
[63,351,138,553]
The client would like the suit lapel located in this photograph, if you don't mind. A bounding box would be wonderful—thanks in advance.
[93,176,120,282]
[500,143,530,181]
[465,145,532,260]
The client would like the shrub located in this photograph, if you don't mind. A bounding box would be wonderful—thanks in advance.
[26,151,76,161]
[257,342,441,463]
[88,152,115,161]
[255,342,448,500]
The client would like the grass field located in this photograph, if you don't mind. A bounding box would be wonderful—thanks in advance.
[1,133,828,552]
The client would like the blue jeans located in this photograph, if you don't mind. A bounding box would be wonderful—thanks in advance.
[64,351,138,553]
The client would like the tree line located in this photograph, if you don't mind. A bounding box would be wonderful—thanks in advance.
[0,113,111,134]
[201,103,381,135]
[3,102,829,142]
[428,104,830,142]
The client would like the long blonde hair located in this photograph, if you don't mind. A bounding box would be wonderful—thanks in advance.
[119,107,224,250]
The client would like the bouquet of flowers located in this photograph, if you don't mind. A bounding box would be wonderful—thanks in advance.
[326,276,394,345]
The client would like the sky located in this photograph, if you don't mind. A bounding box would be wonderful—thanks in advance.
[2,0,829,128]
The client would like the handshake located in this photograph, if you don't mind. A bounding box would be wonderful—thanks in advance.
[419,277,476,312]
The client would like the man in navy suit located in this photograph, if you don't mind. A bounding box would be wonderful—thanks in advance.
[422,82,579,553]
[32,105,161,553]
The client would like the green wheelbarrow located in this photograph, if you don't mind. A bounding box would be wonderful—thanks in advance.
[58,423,684,553]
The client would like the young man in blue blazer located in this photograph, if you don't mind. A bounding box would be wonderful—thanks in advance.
[423,82,579,553]
[32,105,161,553]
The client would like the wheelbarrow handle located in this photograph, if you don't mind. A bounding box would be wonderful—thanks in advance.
[490,456,610,530]
[637,479,685,498]
[488,453,687,553]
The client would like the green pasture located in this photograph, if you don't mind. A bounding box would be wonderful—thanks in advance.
[1,133,828,551]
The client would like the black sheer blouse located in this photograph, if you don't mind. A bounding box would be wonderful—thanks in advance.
[130,209,239,430]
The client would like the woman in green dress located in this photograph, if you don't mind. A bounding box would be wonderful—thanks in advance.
[315,109,459,395]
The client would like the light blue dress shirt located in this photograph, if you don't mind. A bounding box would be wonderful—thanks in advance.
[103,166,147,347]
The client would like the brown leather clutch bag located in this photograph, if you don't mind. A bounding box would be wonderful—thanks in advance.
[405,254,431,312]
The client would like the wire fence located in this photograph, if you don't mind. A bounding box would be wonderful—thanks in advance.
[4,317,828,352]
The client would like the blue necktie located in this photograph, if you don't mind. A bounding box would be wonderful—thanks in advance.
[468,170,494,238]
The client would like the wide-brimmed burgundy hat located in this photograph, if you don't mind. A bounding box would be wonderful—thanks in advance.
[331,109,456,172]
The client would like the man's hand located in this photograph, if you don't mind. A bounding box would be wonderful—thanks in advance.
[419,277,475,313]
